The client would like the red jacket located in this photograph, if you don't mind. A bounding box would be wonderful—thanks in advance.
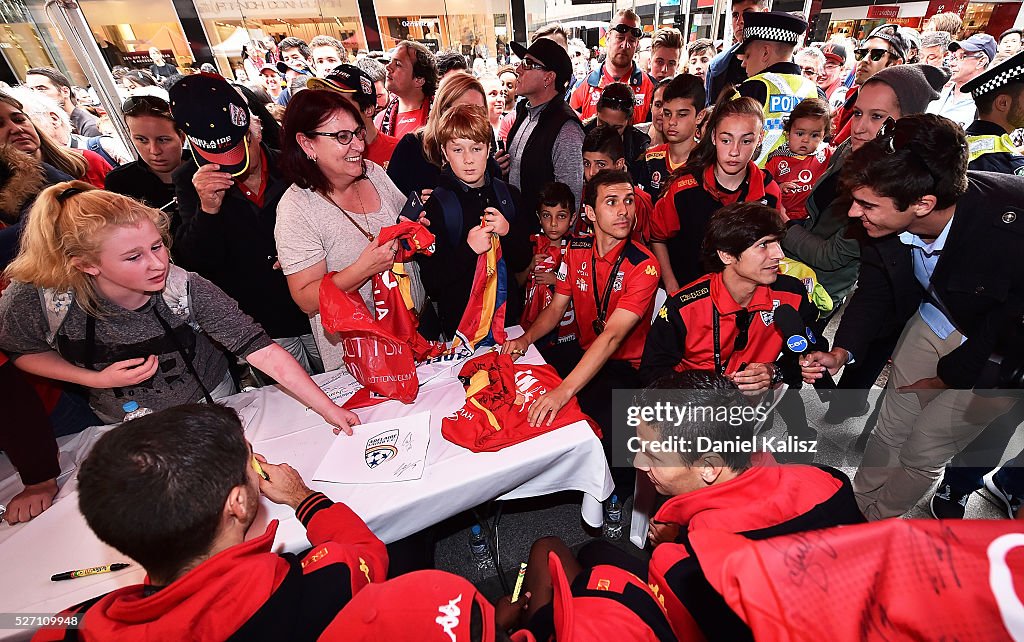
[647,460,864,642]
[34,494,387,642]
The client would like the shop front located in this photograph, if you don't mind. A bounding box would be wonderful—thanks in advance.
[824,0,1022,43]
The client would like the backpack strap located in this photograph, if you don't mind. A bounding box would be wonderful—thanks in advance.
[432,186,463,249]
[491,178,516,222]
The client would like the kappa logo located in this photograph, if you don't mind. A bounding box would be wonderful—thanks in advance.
[645,265,658,277]
[658,306,668,320]
[364,429,399,469]
[436,594,463,642]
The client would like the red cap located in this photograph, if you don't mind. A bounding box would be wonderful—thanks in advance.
[319,570,498,641]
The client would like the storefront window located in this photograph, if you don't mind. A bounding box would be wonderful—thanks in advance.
[1,0,88,84]
[77,0,193,74]
[191,0,365,80]
[374,0,511,61]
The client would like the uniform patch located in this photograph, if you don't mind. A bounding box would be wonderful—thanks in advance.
[364,429,399,469]
[676,175,698,190]
[760,299,780,325]
[651,170,662,188]
[229,103,247,127]
[612,271,625,292]
[645,265,658,277]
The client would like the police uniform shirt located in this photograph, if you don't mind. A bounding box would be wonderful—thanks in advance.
[737,62,827,105]
[966,120,1024,175]
[554,236,660,367]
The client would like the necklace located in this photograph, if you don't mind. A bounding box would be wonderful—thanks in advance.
[322,184,375,241]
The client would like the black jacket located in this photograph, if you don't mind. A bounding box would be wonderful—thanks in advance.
[105,155,182,235]
[417,168,532,339]
[834,172,1024,388]
[172,145,310,339]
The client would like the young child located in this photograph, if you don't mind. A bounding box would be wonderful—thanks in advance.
[0,183,360,433]
[764,98,833,222]
[417,103,531,343]
[579,125,654,244]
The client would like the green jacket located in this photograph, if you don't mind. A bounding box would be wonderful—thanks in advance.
[781,141,861,303]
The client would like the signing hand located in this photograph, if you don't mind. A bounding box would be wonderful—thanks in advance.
[482,208,510,236]
[192,163,234,214]
[527,384,572,427]
[325,405,361,436]
[253,454,314,509]
[91,355,159,388]
[4,478,58,524]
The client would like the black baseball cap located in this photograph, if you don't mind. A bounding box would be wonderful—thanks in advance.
[169,73,251,176]
[864,23,908,62]
[307,64,377,108]
[510,38,573,90]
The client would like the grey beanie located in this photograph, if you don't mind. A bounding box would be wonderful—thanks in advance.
[865,63,951,116]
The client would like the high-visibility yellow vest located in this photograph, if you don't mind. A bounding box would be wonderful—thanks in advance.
[967,133,1018,162]
[751,72,818,168]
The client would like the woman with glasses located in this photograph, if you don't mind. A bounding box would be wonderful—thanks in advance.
[105,93,186,233]
[275,89,426,372]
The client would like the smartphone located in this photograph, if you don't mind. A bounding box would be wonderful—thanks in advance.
[398,190,424,222]
[496,138,506,154]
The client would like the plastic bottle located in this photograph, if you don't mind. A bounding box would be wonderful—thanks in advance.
[605,495,623,540]
[469,524,496,578]
[122,401,153,422]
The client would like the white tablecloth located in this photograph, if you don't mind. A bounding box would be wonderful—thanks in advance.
[0,340,612,639]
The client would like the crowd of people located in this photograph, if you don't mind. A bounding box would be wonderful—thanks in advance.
[2,2,1024,639]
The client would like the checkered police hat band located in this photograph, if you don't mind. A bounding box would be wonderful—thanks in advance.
[744,26,800,43]
[971,64,1024,98]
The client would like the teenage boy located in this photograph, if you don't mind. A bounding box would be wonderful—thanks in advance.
[634,370,863,642]
[502,170,660,490]
[581,126,654,243]
[36,404,386,640]
[638,74,705,202]
[640,202,818,391]
[801,114,1024,520]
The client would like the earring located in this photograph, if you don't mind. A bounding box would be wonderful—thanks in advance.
[306,153,317,162]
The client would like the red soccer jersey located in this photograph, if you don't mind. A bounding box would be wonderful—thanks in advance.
[365,131,399,170]
[554,237,660,367]
[763,144,833,220]
[569,65,655,123]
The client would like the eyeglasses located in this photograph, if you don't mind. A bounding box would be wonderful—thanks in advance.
[952,51,986,62]
[598,94,634,112]
[854,48,891,62]
[518,58,548,71]
[122,94,171,117]
[306,126,366,145]
[609,23,643,40]
[824,61,842,70]
[800,67,818,79]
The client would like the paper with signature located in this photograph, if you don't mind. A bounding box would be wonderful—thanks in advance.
[313,411,430,484]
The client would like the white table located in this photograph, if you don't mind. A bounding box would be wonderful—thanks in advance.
[0,341,612,640]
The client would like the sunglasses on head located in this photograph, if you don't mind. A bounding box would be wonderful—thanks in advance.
[599,95,634,112]
[122,94,171,116]
[854,48,891,62]
[610,23,643,39]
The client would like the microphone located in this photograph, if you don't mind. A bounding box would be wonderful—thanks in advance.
[773,304,836,395]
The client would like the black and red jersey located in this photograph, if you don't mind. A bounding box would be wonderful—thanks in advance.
[650,163,782,287]
[646,459,864,642]
[554,237,660,368]
[639,271,817,384]
[638,143,687,204]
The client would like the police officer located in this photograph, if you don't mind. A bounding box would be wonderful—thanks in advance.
[961,49,1024,175]
[735,11,820,167]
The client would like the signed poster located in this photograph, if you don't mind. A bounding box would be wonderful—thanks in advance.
[313,411,430,484]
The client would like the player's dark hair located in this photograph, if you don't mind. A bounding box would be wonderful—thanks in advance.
[78,404,250,582]
[636,370,754,469]
[662,73,706,110]
[783,96,833,139]
[583,125,625,161]
[701,201,785,272]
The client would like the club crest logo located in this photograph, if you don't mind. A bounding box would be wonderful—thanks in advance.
[229,103,248,127]
[777,160,791,176]
[760,299,780,325]
[612,270,625,292]
[364,429,399,469]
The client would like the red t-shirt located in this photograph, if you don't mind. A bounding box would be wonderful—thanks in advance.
[569,64,655,123]
[78,149,111,189]
[763,144,833,220]
[365,132,399,170]
[554,237,660,367]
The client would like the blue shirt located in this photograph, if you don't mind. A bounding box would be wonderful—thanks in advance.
[898,216,962,340]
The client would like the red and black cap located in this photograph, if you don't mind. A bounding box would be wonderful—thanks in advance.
[168,72,251,176]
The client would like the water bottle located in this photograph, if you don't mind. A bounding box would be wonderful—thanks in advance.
[469,525,496,578]
[605,495,623,540]
[122,401,153,422]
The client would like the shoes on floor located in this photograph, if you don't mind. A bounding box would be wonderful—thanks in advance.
[823,400,871,425]
[930,483,970,519]
[984,471,1021,519]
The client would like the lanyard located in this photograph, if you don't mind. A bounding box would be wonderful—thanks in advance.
[712,307,727,375]
[591,243,629,335]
